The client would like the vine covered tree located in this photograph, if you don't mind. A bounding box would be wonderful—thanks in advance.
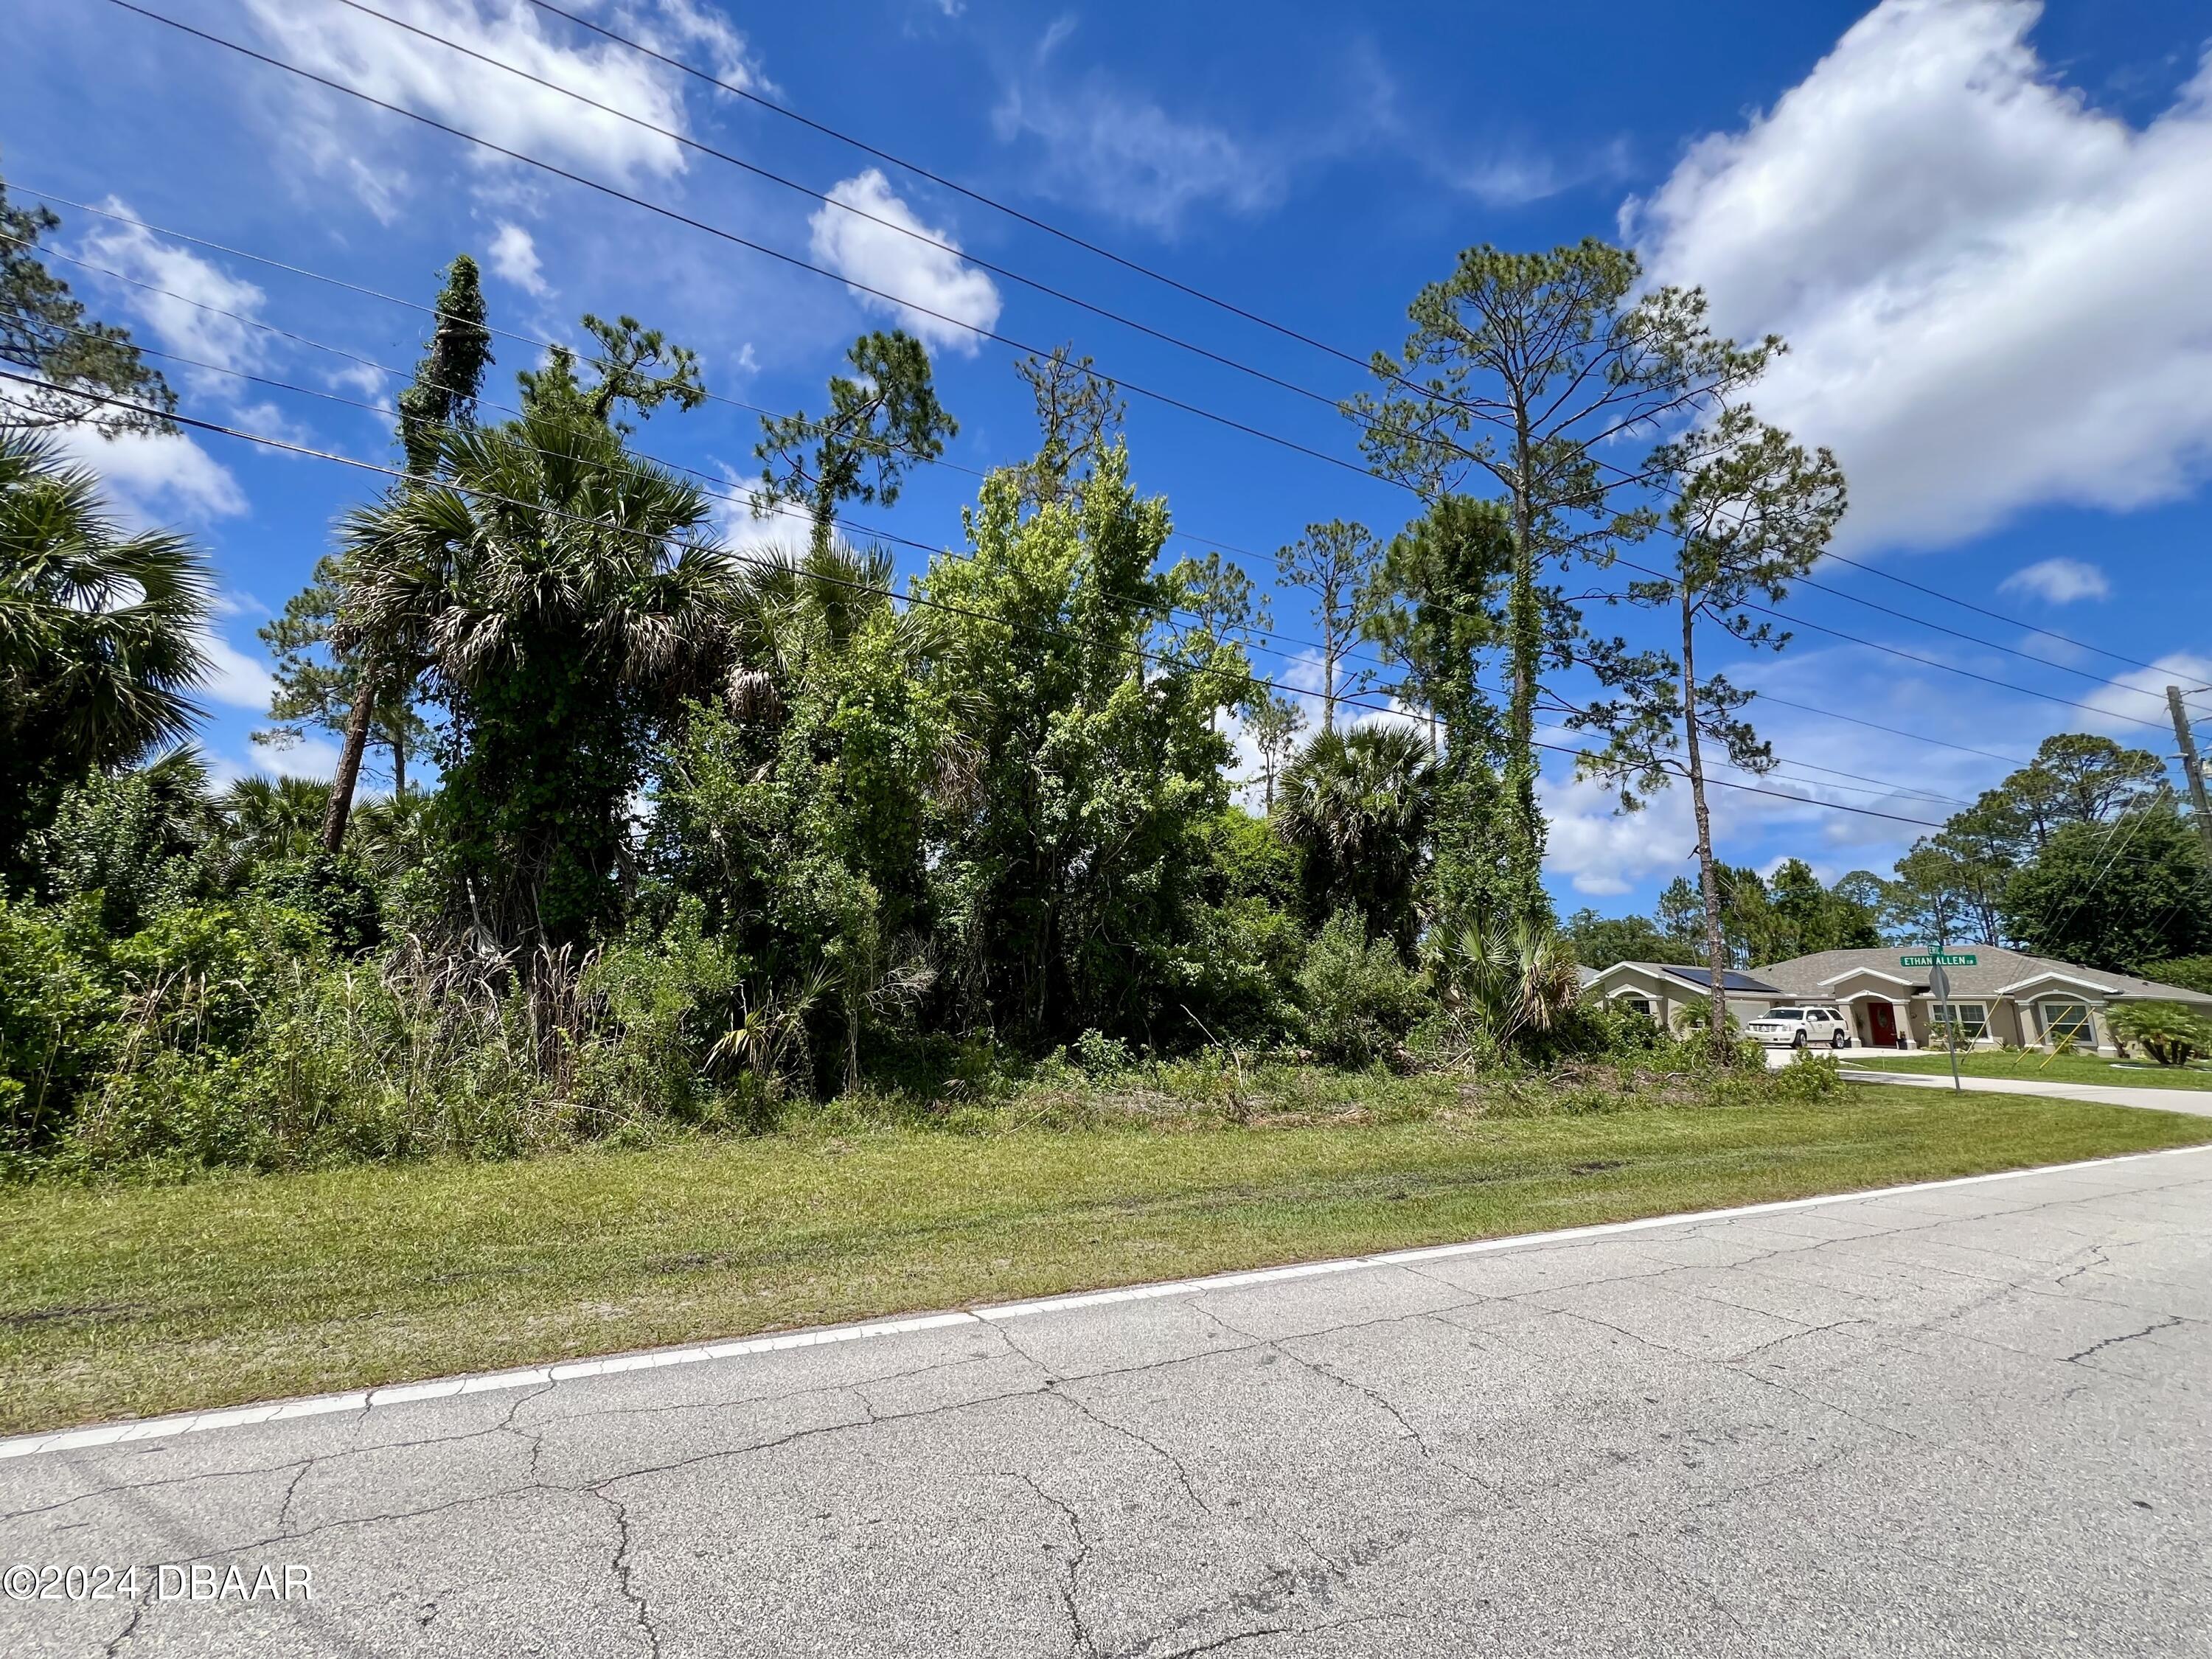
[1349,242,1767,922]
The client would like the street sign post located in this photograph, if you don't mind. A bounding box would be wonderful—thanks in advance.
[1905,952,1970,1093]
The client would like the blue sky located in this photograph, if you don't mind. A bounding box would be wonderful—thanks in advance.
[9,0,2212,917]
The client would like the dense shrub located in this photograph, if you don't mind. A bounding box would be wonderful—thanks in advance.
[1297,910,1430,1067]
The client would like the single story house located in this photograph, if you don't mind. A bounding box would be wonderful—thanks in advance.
[1583,947,2212,1055]
[1577,962,1789,1035]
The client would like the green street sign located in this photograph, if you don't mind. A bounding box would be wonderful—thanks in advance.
[1900,953,1978,967]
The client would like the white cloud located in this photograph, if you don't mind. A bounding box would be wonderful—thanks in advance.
[247,733,343,781]
[992,79,1281,234]
[487,221,549,296]
[80,202,268,382]
[238,0,763,189]
[51,425,248,525]
[1999,557,2110,604]
[1543,771,1700,897]
[1449,139,1632,208]
[807,170,1002,354]
[1626,0,2212,551]
[197,629,276,714]
[2073,653,2212,738]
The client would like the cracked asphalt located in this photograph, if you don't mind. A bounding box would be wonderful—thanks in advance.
[4,1151,2208,1658]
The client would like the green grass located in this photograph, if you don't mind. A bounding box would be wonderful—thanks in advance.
[1847,1050,2212,1090]
[3,1085,2208,1436]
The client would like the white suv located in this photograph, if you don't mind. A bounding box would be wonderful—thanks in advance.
[1745,1006,1851,1049]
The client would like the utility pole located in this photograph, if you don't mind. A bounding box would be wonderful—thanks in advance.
[2169,685,2212,863]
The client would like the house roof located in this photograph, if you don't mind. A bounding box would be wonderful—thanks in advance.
[1596,962,1785,995]
[1752,945,2212,1006]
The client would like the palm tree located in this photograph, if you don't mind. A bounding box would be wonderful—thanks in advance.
[341,410,741,947]
[204,775,330,885]
[1276,723,1437,956]
[0,433,212,869]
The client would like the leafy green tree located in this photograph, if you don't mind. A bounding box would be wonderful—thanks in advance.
[1276,724,1436,958]
[257,554,431,797]
[2002,802,2212,972]
[32,748,213,934]
[2139,956,2212,995]
[1561,908,1697,969]
[1245,690,1306,813]
[1278,521,1379,734]
[1,434,212,874]
[919,443,1237,1045]
[1349,243,1764,918]
[755,330,955,555]
[1169,549,1267,723]
[2000,734,2167,847]
[651,545,953,1090]
[1574,400,1846,1042]
[1006,344,1124,508]
[316,257,495,850]
[0,178,175,437]
[343,410,740,947]
[518,312,705,434]
[1362,495,1508,748]
[1764,858,1882,956]
[1885,842,1975,949]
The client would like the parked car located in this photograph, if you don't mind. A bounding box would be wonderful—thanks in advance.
[1745,1006,1851,1048]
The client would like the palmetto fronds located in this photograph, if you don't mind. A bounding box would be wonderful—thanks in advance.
[338,411,740,705]
[1,432,212,777]
[1429,914,1582,1054]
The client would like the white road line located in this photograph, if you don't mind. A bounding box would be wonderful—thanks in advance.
[4,1143,2205,1462]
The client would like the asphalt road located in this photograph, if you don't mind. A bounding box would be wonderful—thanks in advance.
[4,1149,2209,1658]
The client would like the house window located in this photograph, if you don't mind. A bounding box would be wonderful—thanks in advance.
[1618,995,1653,1019]
[1930,1003,1989,1042]
[2037,1001,2094,1044]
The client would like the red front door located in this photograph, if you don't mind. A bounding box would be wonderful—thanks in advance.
[1868,1002,1898,1047]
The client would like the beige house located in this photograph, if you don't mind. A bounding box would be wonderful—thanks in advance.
[1579,962,1790,1036]
[1585,947,2212,1055]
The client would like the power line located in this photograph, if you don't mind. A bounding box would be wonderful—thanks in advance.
[1606,554,2170,733]
[518,0,1378,381]
[324,0,1373,423]
[194,0,2181,711]
[13,237,2099,817]
[6,223,1385,675]
[1813,549,2162,675]
[533,0,2173,689]
[7,189,1270,563]
[75,10,2169,745]
[105,1,1399,493]
[7,368,1991,840]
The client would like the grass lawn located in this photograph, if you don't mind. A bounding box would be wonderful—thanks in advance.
[4,1087,2208,1436]
[1847,1050,2212,1091]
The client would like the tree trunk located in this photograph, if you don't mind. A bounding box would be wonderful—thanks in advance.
[1681,588,1731,1065]
[390,715,407,798]
[321,672,376,854]
[1505,408,1543,921]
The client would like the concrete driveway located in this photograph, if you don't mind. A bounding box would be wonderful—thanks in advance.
[4,1148,2208,1658]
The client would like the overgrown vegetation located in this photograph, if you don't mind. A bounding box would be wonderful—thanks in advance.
[10,184,2201,1194]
